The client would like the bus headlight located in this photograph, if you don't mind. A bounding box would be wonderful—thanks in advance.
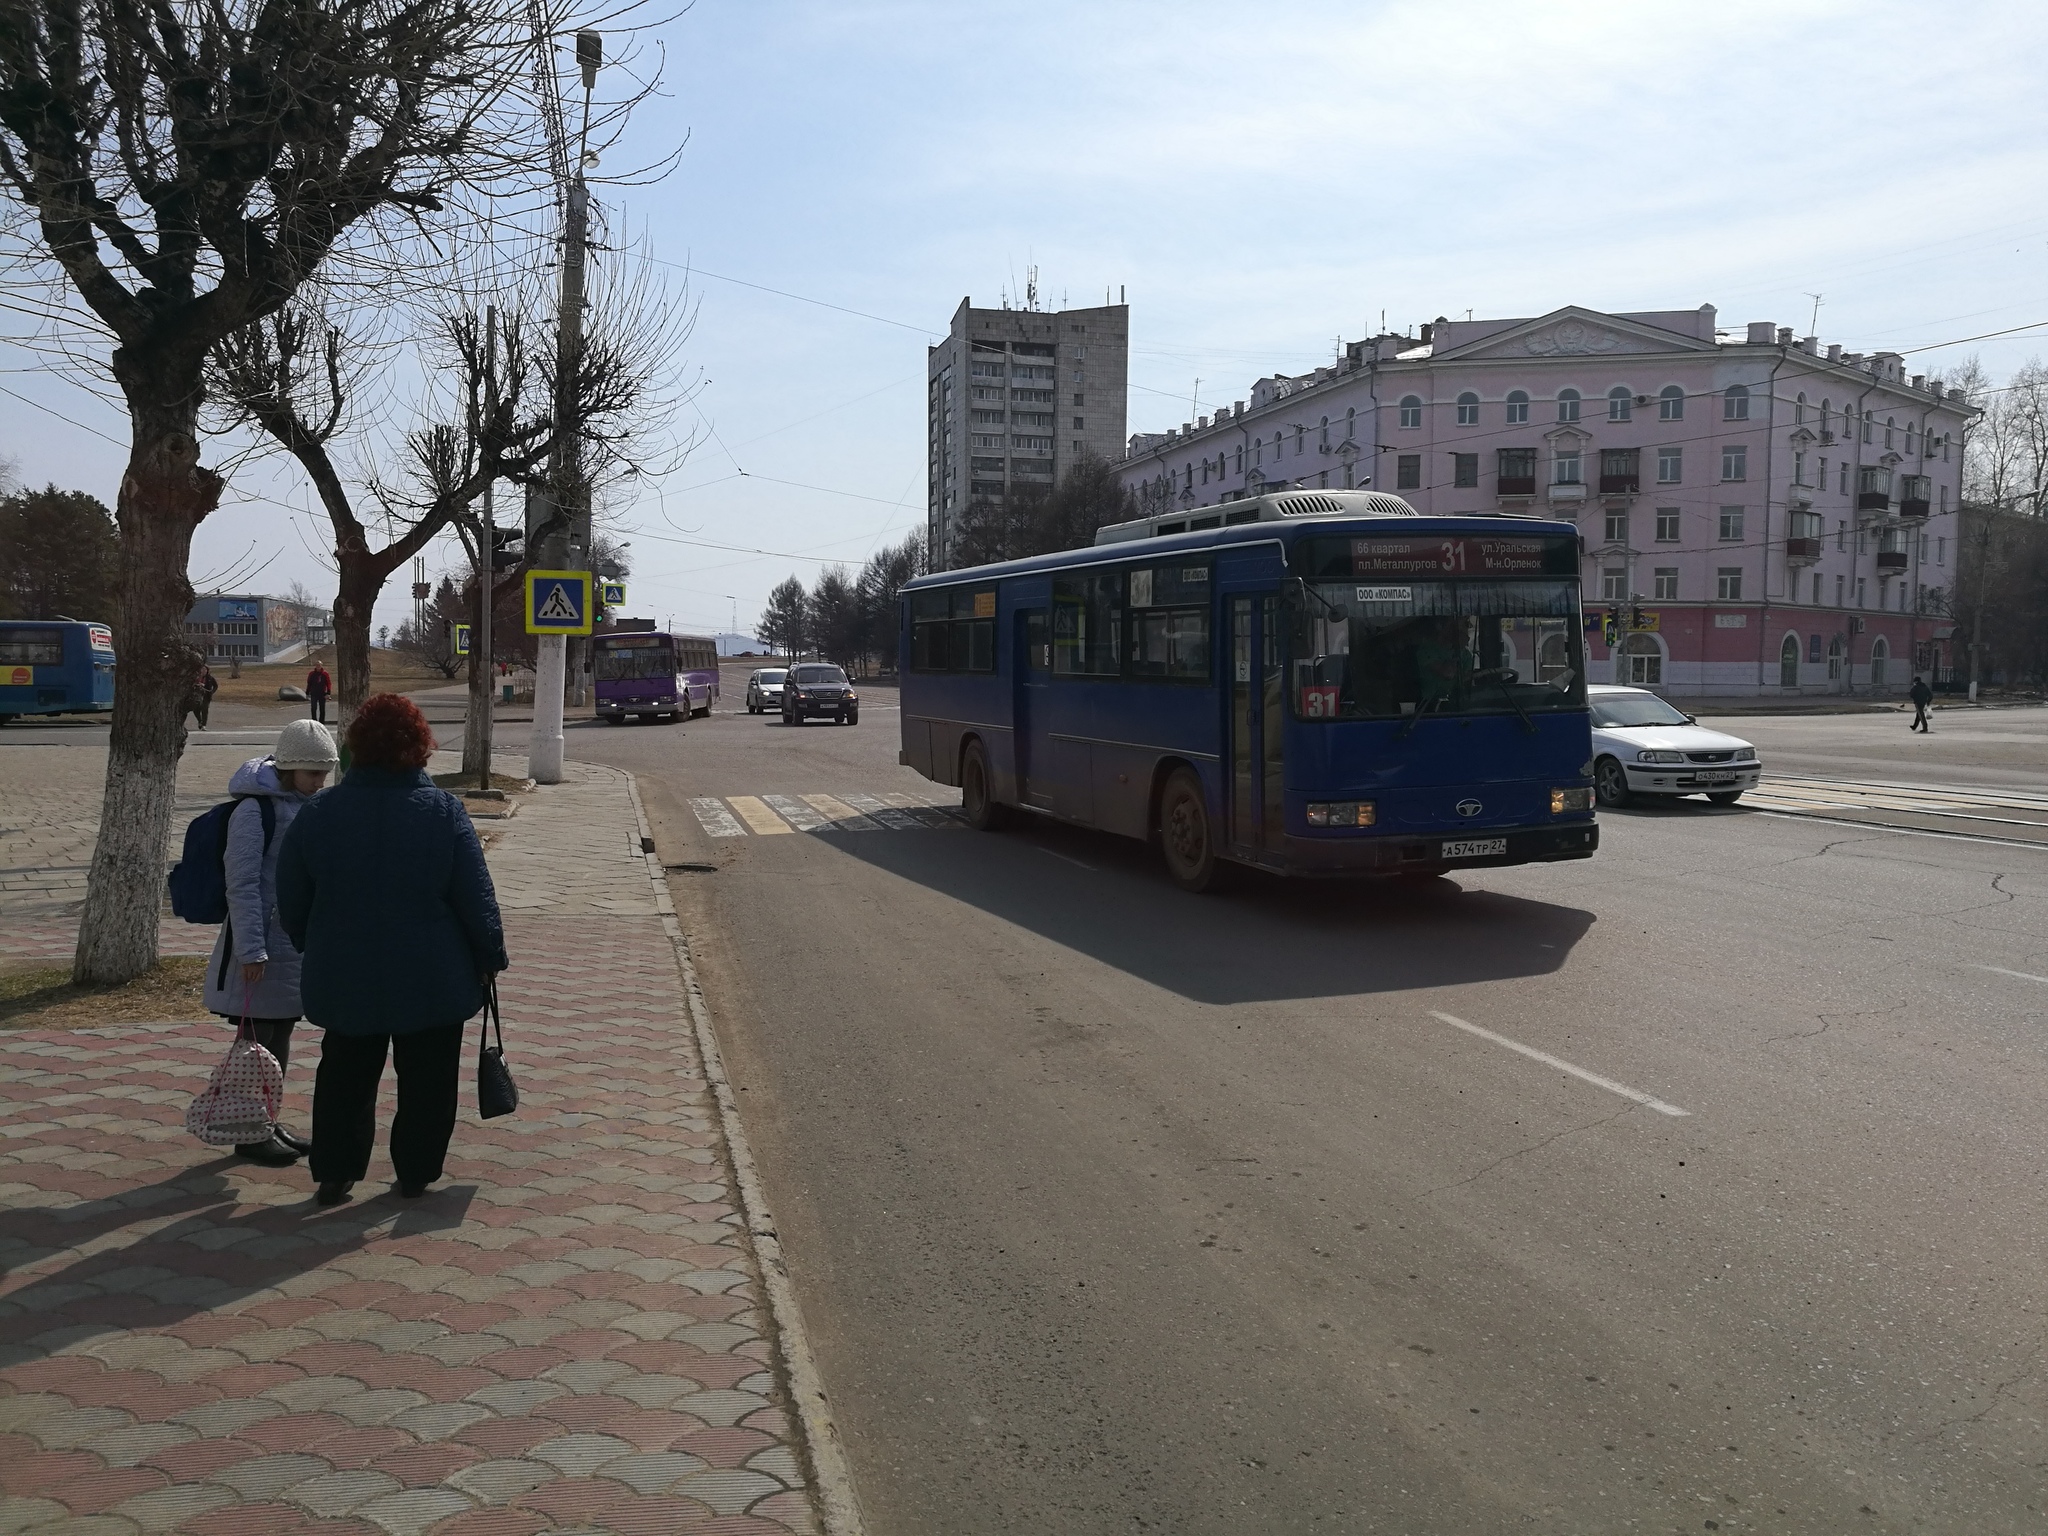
[1551,787,1594,813]
[1306,801,1375,828]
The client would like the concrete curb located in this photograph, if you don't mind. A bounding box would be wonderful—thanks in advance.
[620,768,868,1536]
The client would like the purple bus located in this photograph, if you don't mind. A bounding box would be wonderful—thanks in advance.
[593,629,720,724]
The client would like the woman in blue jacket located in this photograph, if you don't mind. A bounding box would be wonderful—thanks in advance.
[202,719,338,1165]
[278,693,508,1207]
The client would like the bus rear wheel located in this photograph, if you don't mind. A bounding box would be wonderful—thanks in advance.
[1159,768,1222,893]
[961,741,1007,831]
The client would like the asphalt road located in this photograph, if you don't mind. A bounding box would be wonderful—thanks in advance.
[548,672,2048,1534]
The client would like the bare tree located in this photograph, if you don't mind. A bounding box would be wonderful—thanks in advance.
[0,0,568,983]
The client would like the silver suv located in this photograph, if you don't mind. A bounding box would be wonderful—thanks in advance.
[745,668,788,715]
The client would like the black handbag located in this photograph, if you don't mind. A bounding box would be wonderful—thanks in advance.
[477,978,518,1119]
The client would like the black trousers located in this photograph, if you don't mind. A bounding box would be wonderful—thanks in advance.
[309,695,328,722]
[310,1023,464,1186]
[216,1017,297,1149]
[1912,701,1930,731]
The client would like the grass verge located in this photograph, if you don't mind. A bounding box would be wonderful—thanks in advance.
[0,956,211,1031]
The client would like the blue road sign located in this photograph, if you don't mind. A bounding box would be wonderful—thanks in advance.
[525,570,593,636]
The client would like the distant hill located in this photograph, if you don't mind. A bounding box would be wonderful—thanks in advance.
[715,631,765,656]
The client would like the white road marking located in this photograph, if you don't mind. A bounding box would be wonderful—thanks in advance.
[838,793,923,831]
[1974,964,2048,986]
[1037,846,1097,871]
[800,793,883,831]
[762,794,829,832]
[687,797,749,838]
[1428,1011,1691,1117]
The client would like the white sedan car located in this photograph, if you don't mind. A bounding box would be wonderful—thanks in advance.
[1588,685,1762,807]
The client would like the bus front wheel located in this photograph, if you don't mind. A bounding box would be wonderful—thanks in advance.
[961,741,1007,831]
[1159,768,1223,893]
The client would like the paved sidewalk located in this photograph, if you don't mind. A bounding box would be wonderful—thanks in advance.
[0,755,842,1535]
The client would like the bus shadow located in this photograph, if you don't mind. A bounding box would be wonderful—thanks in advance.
[831,823,1595,1005]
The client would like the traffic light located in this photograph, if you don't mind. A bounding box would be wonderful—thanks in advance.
[489,526,522,572]
[1630,600,1644,632]
[1604,608,1620,645]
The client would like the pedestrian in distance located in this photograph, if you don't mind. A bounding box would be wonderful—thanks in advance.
[1909,673,1934,733]
[305,659,333,723]
[278,692,508,1207]
[186,661,218,730]
[201,719,339,1166]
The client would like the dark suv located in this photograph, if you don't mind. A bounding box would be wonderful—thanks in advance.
[782,664,859,726]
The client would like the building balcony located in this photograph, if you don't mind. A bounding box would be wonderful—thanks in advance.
[1598,474,1640,494]
[1785,537,1823,562]
[1547,481,1588,502]
[1876,550,1909,573]
[1496,476,1536,497]
[1898,496,1930,519]
[1857,490,1892,512]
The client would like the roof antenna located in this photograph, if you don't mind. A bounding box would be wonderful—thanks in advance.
[1805,291,1825,334]
[1026,264,1038,312]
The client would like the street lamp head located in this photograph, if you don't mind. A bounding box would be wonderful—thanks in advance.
[576,31,602,91]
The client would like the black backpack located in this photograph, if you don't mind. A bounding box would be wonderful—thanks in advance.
[168,796,276,925]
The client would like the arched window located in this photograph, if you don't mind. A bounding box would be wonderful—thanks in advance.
[1557,388,1581,423]
[1870,636,1890,688]
[1456,392,1479,426]
[1399,394,1423,429]
[1294,425,1305,455]
[1184,464,1193,492]
[1795,392,1806,424]
[1885,417,1895,449]
[1537,631,1570,682]
[1506,389,1530,425]
[1608,387,1632,422]
[1319,416,1330,448]
[1906,422,1917,455]
[1780,633,1801,689]
[1254,437,1263,465]
[1827,634,1844,681]
[1344,407,1355,443]
[1723,384,1750,421]
[1862,409,1873,443]
[1234,445,1243,474]
[1943,433,1951,462]
[1621,631,1663,686]
[1659,385,1684,421]
[1820,399,1831,436]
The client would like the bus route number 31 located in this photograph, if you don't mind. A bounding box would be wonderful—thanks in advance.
[1300,684,1340,718]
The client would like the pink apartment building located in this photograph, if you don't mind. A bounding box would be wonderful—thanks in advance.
[1117,305,1976,697]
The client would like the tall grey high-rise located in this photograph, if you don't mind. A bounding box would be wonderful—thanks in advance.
[927,296,1129,571]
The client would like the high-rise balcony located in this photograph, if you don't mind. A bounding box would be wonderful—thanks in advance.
[1898,475,1932,518]
[1786,511,1824,562]
[1496,477,1536,497]
[1876,550,1909,572]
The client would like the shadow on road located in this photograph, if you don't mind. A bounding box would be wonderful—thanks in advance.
[830,819,1596,1005]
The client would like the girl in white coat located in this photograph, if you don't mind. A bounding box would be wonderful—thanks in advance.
[201,718,338,1165]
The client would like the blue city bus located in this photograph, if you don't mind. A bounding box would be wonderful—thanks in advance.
[0,619,116,724]
[899,490,1597,891]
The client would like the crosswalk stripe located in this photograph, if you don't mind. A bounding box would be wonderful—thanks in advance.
[762,793,828,832]
[838,793,924,831]
[688,797,749,838]
[727,795,796,835]
[799,793,882,831]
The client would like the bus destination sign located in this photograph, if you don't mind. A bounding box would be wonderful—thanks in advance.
[1349,537,1555,577]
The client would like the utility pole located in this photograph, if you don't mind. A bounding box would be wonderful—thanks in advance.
[469,304,498,793]
[527,25,600,784]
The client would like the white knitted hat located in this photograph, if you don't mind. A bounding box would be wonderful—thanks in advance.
[273,718,339,770]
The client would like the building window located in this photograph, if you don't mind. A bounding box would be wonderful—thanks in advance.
[1319,416,1330,448]
[1234,446,1243,473]
[1659,384,1684,421]
[1604,510,1629,544]
[1452,453,1478,488]
[1396,454,1422,490]
[1906,422,1917,455]
[1724,384,1750,421]
[1885,416,1895,449]
[1655,508,1680,542]
[1793,451,1807,486]
[1345,406,1356,443]
[1721,444,1748,481]
[1818,455,1827,489]
[1073,416,1085,430]
[1622,632,1662,685]
[1862,409,1873,444]
[1506,390,1530,424]
[1497,448,1537,492]
[1836,573,1845,605]
[1254,437,1263,465]
[1295,426,1306,456]
[1602,566,1627,601]
[1455,392,1479,426]
[1719,507,1744,541]
[1653,568,1679,600]
[1656,446,1682,484]
[1073,392,1084,406]
[1811,574,1822,604]
[1937,536,1946,565]
[1553,449,1582,485]
[1717,567,1744,600]
[1399,395,1423,429]
[1795,392,1806,424]
[1557,388,1581,423]
[1608,386,1632,422]
[1855,576,1866,607]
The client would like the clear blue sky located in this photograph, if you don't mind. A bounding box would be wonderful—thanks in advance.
[5,0,2047,640]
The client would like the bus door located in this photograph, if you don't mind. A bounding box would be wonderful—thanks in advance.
[1228,596,1286,854]
[1014,608,1052,809]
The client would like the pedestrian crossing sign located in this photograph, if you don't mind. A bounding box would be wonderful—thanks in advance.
[601,581,626,608]
[525,570,593,635]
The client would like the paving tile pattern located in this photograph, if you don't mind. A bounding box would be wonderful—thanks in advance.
[0,758,823,1535]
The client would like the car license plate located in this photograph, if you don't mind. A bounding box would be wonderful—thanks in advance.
[1699,771,1737,784]
[1441,838,1507,859]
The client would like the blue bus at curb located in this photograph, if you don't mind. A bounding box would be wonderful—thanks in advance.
[899,490,1598,891]
[0,620,116,724]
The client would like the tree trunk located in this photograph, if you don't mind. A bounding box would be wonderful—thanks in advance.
[332,550,385,738]
[73,405,222,985]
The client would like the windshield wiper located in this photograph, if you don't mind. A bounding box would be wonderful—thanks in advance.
[1394,695,1445,740]
[1487,669,1539,735]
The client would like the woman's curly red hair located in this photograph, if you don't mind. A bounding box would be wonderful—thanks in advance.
[345,693,437,771]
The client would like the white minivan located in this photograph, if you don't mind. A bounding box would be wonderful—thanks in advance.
[1588,685,1762,807]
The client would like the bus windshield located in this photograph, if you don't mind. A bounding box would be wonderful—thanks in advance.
[1291,579,1586,721]
[595,640,675,681]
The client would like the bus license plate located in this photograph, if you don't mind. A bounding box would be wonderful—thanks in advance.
[1441,838,1507,859]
